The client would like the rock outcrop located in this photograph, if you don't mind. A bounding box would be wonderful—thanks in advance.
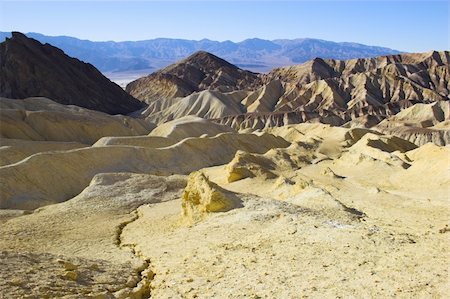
[182,172,240,224]
[226,150,277,182]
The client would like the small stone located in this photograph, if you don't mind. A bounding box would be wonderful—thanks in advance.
[287,226,297,235]
[126,275,138,288]
[64,270,78,281]
[9,277,23,286]
[439,225,450,233]
[63,261,78,271]
[89,263,99,270]
[57,259,78,271]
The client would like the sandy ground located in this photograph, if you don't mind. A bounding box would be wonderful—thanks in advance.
[121,147,450,298]
[0,123,449,298]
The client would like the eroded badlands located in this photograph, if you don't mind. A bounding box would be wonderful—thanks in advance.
[0,99,448,298]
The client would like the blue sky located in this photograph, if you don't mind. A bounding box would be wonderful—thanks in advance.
[0,1,448,52]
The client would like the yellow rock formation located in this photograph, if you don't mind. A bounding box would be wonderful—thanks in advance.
[182,172,239,224]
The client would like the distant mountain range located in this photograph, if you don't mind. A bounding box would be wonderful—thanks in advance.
[0,32,401,73]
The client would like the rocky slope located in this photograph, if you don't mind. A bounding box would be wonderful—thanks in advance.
[0,32,144,114]
[138,51,449,144]
[262,51,449,111]
[126,51,262,103]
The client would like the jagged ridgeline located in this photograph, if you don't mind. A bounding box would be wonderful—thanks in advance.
[130,50,449,123]
[127,49,449,145]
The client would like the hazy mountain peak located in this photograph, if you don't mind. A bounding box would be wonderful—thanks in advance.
[183,50,230,64]
[169,50,237,71]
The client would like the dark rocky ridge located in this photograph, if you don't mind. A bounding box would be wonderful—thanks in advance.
[0,32,144,115]
[126,51,262,103]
